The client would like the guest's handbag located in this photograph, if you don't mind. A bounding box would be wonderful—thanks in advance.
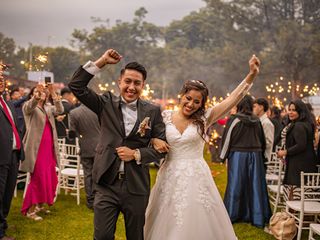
[269,212,297,240]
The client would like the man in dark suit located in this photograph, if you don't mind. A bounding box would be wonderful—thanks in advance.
[55,87,75,142]
[69,49,166,240]
[0,65,24,240]
[69,104,101,209]
[69,49,165,240]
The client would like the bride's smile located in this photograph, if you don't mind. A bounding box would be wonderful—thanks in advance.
[180,90,203,117]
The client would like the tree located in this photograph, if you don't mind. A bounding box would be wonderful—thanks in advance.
[0,33,16,64]
[70,7,164,89]
[48,47,80,83]
[203,0,320,98]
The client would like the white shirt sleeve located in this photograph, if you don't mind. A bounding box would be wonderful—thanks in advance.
[83,61,101,75]
[135,149,142,164]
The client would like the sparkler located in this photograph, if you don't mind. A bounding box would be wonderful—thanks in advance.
[35,54,48,63]
[141,84,154,100]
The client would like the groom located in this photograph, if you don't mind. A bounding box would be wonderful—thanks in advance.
[69,49,166,240]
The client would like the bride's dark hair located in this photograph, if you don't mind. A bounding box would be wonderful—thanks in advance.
[179,80,209,138]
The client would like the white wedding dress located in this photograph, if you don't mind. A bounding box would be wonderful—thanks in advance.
[144,110,238,240]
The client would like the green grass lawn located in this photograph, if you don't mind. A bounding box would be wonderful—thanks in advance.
[6,150,310,239]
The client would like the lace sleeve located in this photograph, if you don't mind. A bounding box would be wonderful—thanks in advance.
[204,108,213,130]
[204,108,213,120]
[206,79,252,128]
[161,110,173,125]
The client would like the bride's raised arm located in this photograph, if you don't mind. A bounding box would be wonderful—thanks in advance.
[206,55,260,128]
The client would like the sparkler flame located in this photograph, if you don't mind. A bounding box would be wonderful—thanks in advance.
[35,54,48,63]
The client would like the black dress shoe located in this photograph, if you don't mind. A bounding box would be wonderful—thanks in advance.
[0,236,16,240]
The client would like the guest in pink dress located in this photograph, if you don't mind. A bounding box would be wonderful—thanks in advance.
[20,84,63,221]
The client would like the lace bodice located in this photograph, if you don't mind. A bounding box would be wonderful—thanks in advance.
[162,110,205,161]
[153,110,217,227]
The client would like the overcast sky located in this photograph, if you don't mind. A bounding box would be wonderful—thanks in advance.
[1,0,205,48]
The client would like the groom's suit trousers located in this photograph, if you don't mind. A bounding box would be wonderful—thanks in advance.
[94,179,149,240]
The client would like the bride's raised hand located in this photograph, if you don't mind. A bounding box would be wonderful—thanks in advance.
[249,54,260,77]
[151,138,170,153]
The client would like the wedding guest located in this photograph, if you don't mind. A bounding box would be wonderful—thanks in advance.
[317,117,320,160]
[253,98,274,161]
[20,84,63,220]
[281,106,289,126]
[69,104,101,209]
[9,88,21,101]
[306,103,319,150]
[270,106,283,149]
[277,100,318,200]
[0,66,24,240]
[221,95,271,228]
[55,87,75,142]
[318,124,320,162]
[9,88,28,136]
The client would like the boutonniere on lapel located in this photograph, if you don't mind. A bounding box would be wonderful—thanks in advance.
[137,117,151,137]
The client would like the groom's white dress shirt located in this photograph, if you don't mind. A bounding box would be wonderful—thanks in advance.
[119,98,138,171]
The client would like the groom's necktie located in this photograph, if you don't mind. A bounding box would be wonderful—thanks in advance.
[0,97,21,150]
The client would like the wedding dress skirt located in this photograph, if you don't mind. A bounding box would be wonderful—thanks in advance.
[144,111,237,240]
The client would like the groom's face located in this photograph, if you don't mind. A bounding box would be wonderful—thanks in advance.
[118,69,145,103]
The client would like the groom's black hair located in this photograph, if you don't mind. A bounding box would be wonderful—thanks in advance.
[120,62,147,81]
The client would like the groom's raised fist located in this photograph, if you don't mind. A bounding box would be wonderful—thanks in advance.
[95,49,122,68]
[103,49,122,64]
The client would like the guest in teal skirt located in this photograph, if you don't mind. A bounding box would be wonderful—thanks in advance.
[220,95,271,228]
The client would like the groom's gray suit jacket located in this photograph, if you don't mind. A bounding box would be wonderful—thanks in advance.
[69,66,166,195]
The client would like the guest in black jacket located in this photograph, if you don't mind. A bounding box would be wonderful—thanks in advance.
[270,106,283,149]
[305,103,319,150]
[220,95,271,228]
[277,99,317,200]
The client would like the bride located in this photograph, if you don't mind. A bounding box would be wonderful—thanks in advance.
[144,55,260,240]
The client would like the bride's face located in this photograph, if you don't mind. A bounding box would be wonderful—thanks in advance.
[180,90,203,117]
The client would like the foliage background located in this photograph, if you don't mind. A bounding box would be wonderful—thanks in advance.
[1,0,319,99]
